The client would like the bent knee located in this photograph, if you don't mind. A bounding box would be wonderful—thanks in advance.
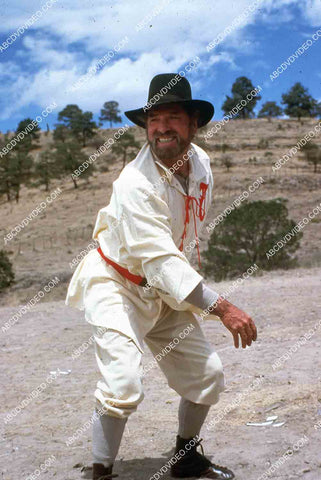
[120,372,144,403]
[108,368,144,405]
[207,352,225,391]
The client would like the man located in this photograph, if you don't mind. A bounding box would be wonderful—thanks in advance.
[65,73,257,480]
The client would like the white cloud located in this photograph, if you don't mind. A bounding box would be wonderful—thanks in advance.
[206,52,239,70]
[0,61,22,78]
[0,50,180,120]
[0,0,319,121]
[301,0,321,25]
[20,36,78,68]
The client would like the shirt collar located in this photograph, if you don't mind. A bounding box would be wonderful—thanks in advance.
[150,143,205,185]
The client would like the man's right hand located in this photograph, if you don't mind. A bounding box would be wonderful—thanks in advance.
[210,297,257,349]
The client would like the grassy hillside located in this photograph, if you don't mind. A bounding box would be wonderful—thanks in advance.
[1,118,320,306]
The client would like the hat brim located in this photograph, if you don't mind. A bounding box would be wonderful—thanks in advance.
[124,98,214,128]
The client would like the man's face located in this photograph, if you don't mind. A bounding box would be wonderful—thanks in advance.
[146,103,197,161]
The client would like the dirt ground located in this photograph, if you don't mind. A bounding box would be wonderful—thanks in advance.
[1,118,321,478]
[1,265,321,480]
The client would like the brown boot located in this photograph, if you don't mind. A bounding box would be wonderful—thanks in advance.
[92,463,118,480]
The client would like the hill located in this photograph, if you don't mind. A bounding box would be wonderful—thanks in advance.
[1,117,321,306]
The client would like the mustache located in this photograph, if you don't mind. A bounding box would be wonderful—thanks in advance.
[153,131,179,139]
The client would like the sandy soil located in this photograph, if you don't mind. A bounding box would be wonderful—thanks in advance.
[1,266,321,480]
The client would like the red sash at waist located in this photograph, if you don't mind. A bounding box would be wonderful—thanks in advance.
[97,246,148,287]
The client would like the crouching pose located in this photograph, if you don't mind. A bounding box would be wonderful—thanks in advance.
[66,73,257,480]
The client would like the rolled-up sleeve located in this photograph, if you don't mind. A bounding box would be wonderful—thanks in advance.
[185,280,220,309]
[118,184,203,304]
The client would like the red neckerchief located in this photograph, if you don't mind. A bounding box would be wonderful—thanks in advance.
[179,182,208,269]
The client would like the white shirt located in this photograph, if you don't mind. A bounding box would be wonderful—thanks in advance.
[65,141,218,313]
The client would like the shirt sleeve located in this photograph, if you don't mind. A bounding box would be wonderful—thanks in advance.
[184,280,220,311]
[118,183,203,304]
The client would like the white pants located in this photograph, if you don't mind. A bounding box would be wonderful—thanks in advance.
[91,305,224,419]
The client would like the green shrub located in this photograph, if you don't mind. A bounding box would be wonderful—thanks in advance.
[248,156,257,163]
[221,155,234,172]
[0,250,15,291]
[203,198,302,280]
[257,138,269,149]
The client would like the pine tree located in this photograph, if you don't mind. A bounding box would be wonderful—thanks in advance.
[281,83,318,121]
[222,77,261,119]
[111,132,140,169]
[99,101,122,128]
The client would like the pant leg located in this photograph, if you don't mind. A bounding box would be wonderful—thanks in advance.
[144,309,224,405]
[92,326,145,419]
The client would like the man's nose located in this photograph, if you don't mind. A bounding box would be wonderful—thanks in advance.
[156,118,171,133]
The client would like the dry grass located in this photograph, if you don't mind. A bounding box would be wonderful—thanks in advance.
[1,118,320,306]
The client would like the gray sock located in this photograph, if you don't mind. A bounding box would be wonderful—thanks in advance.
[178,397,211,438]
[92,409,127,467]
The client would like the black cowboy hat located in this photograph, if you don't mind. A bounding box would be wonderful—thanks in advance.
[124,73,214,128]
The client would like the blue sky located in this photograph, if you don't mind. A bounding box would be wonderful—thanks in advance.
[0,0,320,133]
